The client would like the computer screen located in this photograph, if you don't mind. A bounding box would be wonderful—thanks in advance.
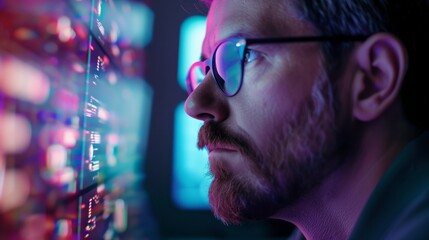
[0,0,155,239]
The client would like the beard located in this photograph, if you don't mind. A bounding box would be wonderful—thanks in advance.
[197,73,347,225]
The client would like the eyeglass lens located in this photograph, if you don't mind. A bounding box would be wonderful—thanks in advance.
[187,62,205,94]
[213,38,245,96]
[187,38,246,96]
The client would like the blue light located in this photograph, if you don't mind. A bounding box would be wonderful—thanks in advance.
[172,102,211,209]
[172,15,210,209]
[177,15,207,92]
[117,2,154,47]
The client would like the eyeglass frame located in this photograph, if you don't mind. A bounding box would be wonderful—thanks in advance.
[186,35,370,97]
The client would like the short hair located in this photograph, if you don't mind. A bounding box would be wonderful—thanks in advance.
[295,0,429,129]
[200,0,429,129]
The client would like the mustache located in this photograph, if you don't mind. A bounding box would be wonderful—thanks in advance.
[197,121,252,154]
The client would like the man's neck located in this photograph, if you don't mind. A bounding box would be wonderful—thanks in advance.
[272,115,417,240]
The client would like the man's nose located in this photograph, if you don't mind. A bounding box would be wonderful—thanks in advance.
[184,71,229,122]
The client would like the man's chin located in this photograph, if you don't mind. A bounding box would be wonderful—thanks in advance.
[208,173,277,225]
[208,179,245,225]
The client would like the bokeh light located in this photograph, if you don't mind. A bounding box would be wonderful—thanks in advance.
[0,57,50,104]
[46,144,68,171]
[39,125,79,149]
[0,169,30,212]
[0,113,32,154]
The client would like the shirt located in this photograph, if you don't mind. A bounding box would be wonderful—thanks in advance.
[350,131,429,240]
[288,131,429,240]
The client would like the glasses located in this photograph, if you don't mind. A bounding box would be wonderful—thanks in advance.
[186,35,369,97]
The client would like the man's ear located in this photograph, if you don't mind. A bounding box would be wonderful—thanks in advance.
[352,33,407,122]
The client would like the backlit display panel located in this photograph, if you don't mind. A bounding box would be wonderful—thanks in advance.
[0,0,155,239]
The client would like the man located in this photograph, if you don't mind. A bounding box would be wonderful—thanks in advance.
[184,0,429,239]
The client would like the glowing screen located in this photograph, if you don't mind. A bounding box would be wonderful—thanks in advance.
[0,0,155,238]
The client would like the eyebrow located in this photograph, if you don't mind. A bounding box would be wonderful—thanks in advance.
[198,28,265,63]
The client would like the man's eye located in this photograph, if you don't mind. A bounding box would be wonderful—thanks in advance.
[243,49,261,64]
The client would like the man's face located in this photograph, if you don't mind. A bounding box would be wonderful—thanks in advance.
[185,0,346,224]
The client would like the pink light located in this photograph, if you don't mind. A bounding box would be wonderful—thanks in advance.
[111,45,120,58]
[0,57,50,104]
[107,134,119,144]
[62,128,78,148]
[103,55,110,66]
[107,72,118,85]
[39,125,78,149]
[72,62,85,73]
[98,107,109,121]
[46,144,67,171]
[0,169,30,212]
[122,50,136,64]
[57,16,76,42]
[97,184,105,194]
[0,113,31,154]
[73,22,88,40]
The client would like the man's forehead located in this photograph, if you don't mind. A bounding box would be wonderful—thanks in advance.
[202,0,316,57]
